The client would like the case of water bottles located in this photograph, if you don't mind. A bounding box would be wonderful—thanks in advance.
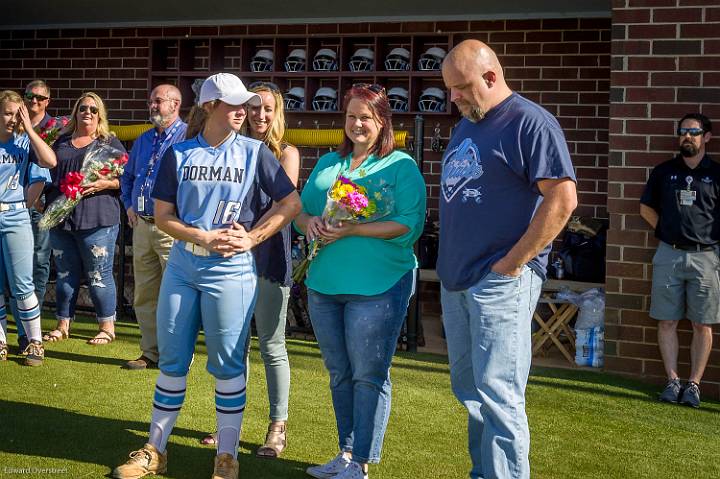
[556,287,605,367]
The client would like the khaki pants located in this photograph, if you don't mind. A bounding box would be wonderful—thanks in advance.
[132,220,173,362]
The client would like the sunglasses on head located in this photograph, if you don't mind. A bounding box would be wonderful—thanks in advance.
[24,92,49,102]
[78,104,99,115]
[677,127,704,137]
[248,81,280,93]
[352,83,385,95]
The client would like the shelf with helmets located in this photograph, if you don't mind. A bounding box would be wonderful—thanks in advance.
[150,33,454,115]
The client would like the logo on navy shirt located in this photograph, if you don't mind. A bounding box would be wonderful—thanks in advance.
[441,138,483,202]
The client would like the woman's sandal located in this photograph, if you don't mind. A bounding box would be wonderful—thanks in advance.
[87,329,115,346]
[199,432,217,445]
[256,423,287,459]
[43,325,70,342]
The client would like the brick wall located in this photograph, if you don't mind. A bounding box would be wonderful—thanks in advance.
[607,0,720,399]
[0,20,611,333]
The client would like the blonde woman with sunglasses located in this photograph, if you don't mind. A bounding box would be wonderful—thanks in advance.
[43,92,126,346]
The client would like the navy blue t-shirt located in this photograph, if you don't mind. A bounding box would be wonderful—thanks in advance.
[152,133,295,265]
[46,134,126,231]
[437,93,576,291]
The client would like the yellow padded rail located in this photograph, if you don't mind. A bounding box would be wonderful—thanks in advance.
[109,124,409,149]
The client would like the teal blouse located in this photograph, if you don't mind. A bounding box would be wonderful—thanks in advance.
[298,149,426,296]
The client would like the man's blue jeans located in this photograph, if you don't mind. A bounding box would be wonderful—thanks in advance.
[307,270,415,464]
[50,225,118,323]
[441,266,542,479]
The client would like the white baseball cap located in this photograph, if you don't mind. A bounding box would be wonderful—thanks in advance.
[198,73,261,107]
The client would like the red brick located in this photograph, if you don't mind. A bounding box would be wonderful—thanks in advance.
[624,151,670,167]
[525,31,562,43]
[621,309,655,326]
[679,56,720,70]
[709,7,720,22]
[543,42,579,54]
[618,341,660,359]
[525,56,562,67]
[705,40,720,55]
[614,8,651,23]
[610,134,648,150]
[653,7,703,23]
[650,103,700,119]
[607,230,648,248]
[625,87,675,102]
[679,23,720,39]
[650,71,701,86]
[622,278,652,294]
[563,30,602,42]
[581,18,612,29]
[629,0,678,5]
[648,136,677,152]
[610,71,648,87]
[627,23,677,39]
[623,246,655,263]
[608,198,642,214]
[607,167,648,182]
[625,214,653,230]
[628,57,677,71]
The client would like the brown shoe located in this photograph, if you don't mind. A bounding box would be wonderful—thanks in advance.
[212,453,239,479]
[0,342,7,361]
[124,356,158,370]
[112,443,167,479]
[23,341,44,367]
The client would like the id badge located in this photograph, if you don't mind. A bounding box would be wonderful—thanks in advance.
[137,196,145,213]
[679,189,696,206]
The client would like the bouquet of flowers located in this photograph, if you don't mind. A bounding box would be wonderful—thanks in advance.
[292,175,394,283]
[36,116,69,146]
[39,141,129,230]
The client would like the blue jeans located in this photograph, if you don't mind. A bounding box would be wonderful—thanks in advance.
[50,225,119,322]
[441,266,542,479]
[14,208,51,338]
[307,270,415,464]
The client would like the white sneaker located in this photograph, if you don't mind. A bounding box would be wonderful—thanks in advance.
[306,452,351,478]
[334,462,368,479]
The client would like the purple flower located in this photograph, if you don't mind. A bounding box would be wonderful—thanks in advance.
[338,175,352,185]
[346,191,369,211]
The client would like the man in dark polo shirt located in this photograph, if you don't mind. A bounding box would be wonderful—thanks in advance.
[640,113,718,408]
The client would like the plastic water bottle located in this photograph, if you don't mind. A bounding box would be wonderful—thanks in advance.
[553,257,564,279]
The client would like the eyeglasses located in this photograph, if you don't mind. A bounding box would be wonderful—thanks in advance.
[147,97,178,107]
[677,127,705,137]
[352,83,385,95]
[248,81,280,93]
[78,105,99,115]
[24,92,49,102]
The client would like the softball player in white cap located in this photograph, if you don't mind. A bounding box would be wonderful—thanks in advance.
[112,73,301,479]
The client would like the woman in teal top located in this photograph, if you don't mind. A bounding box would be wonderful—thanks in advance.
[295,83,426,479]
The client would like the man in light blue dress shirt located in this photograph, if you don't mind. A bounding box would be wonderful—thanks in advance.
[120,84,187,370]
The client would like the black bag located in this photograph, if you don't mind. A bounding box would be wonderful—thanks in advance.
[556,228,606,283]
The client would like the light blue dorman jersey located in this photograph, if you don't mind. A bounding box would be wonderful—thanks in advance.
[0,133,50,204]
[152,133,265,232]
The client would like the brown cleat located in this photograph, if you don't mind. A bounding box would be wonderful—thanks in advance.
[212,453,239,479]
[23,341,44,367]
[124,356,158,370]
[0,342,7,361]
[112,443,167,479]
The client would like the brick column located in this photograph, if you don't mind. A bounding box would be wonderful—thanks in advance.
[607,0,720,399]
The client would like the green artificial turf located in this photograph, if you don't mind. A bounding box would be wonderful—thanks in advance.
[0,316,718,479]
